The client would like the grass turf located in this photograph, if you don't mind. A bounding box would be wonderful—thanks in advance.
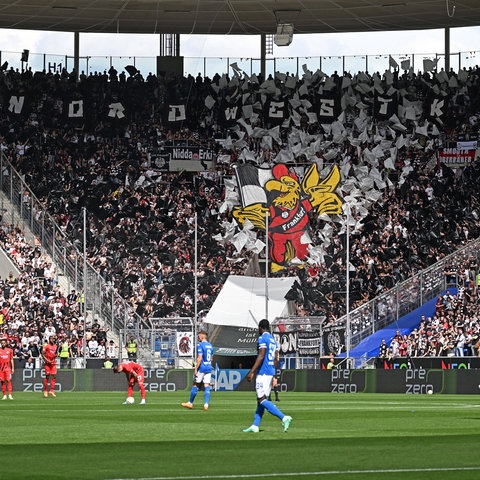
[1,391,479,480]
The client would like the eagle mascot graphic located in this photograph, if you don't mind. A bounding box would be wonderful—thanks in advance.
[233,163,343,272]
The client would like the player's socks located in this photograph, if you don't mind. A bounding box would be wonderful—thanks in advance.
[204,386,211,405]
[261,399,284,420]
[189,385,198,404]
[252,404,265,427]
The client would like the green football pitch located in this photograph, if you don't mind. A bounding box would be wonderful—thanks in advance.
[1,391,479,480]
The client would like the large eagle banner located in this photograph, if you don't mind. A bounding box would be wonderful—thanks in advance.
[230,163,343,272]
[209,63,469,275]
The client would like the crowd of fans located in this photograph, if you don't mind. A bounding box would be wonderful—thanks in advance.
[378,287,480,364]
[0,221,119,364]
[0,222,92,365]
[1,62,480,359]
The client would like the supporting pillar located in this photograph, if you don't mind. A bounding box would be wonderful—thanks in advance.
[74,31,80,81]
[260,34,266,80]
[445,27,450,72]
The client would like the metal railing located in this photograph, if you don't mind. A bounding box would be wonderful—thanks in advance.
[0,48,479,78]
[339,239,480,352]
[0,154,143,336]
[119,319,194,369]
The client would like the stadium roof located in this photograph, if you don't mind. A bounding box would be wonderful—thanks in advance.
[0,0,479,36]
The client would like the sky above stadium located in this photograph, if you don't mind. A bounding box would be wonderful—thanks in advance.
[0,26,479,59]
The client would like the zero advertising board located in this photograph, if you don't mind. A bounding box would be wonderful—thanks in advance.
[10,363,480,395]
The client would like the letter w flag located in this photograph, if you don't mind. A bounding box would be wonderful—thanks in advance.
[219,99,242,127]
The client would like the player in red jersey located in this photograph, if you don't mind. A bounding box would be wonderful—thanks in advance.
[41,334,58,397]
[0,337,14,400]
[113,361,146,404]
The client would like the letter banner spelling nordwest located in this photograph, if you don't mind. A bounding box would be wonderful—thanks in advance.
[176,332,194,357]
[322,325,346,356]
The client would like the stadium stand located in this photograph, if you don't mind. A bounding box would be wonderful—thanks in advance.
[1,63,480,363]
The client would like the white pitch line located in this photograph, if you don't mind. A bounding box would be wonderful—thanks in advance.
[108,465,480,480]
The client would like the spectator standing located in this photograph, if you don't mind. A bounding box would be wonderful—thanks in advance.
[125,336,137,360]
[28,340,40,359]
[88,335,99,357]
[376,339,389,368]
[67,290,77,306]
[106,340,117,358]
[326,357,336,370]
[96,326,107,344]
[455,328,466,357]
[25,356,35,369]
[103,356,113,369]
[97,339,106,358]
[44,321,56,341]
[59,337,71,368]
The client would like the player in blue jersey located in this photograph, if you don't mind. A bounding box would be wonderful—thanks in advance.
[181,330,214,411]
[243,319,292,433]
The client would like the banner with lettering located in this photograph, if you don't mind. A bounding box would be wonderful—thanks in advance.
[437,147,477,167]
[207,325,258,356]
[297,330,322,356]
[170,146,215,163]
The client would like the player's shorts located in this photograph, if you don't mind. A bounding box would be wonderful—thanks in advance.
[136,373,144,384]
[194,371,212,385]
[44,363,57,376]
[255,374,273,400]
[0,370,12,382]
